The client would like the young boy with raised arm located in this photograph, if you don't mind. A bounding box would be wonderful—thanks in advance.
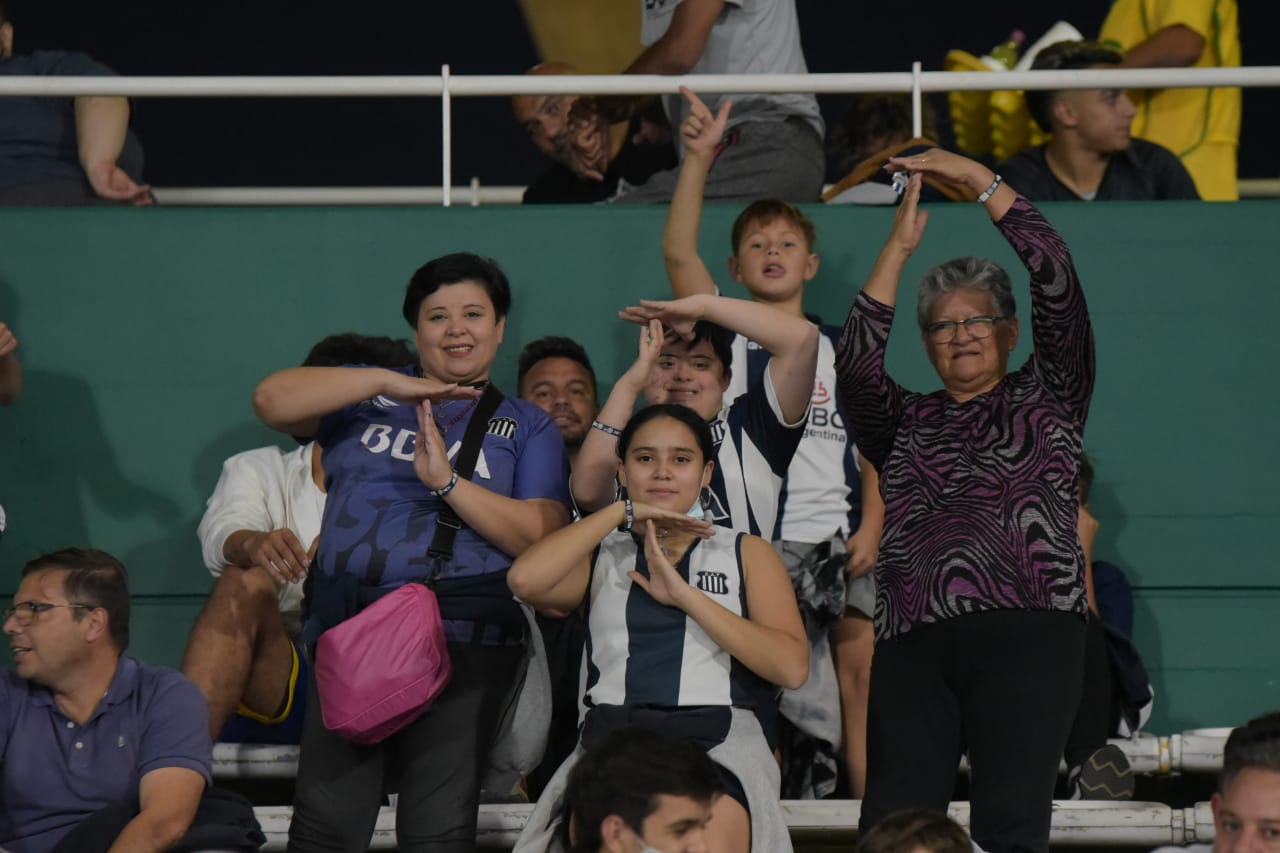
[661,86,885,798]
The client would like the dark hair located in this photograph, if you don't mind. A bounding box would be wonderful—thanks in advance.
[855,809,972,853]
[302,332,415,369]
[0,0,11,26]
[1025,40,1125,132]
[1220,712,1280,793]
[672,320,734,378]
[1079,451,1094,504]
[731,199,816,254]
[401,252,512,328]
[22,548,131,652]
[566,727,723,853]
[516,336,597,400]
[617,404,715,467]
[832,93,940,172]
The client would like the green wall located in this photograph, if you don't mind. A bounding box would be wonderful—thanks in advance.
[1,200,1277,733]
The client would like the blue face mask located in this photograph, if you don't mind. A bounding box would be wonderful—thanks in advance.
[687,496,705,520]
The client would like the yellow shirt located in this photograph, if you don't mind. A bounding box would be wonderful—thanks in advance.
[1100,0,1241,198]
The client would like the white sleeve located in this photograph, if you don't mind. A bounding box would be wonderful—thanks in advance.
[196,448,289,575]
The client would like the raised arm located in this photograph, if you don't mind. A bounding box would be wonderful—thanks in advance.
[252,366,468,438]
[664,88,732,299]
[75,96,151,205]
[572,322,664,512]
[630,525,808,690]
[621,294,819,425]
[413,402,569,558]
[0,321,21,406]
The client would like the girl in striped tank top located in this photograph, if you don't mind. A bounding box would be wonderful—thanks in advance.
[508,404,808,853]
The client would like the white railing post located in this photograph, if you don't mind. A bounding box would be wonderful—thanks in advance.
[442,64,452,208]
[911,61,923,138]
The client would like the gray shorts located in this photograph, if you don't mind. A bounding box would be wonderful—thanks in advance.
[773,536,875,620]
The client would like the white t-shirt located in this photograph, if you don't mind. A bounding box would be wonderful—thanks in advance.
[641,0,824,147]
[198,443,325,631]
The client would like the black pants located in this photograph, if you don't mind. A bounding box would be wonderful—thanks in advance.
[1063,615,1115,770]
[860,610,1086,853]
[288,642,523,853]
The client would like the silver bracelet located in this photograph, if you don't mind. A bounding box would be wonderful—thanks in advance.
[592,419,623,437]
[429,470,459,498]
[977,173,1003,203]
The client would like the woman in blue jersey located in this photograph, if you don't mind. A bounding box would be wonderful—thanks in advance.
[508,404,808,853]
[253,252,572,853]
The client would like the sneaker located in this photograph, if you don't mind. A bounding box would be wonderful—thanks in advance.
[1070,743,1135,800]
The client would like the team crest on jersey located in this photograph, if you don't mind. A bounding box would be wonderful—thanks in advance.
[487,417,517,440]
[695,571,730,595]
[709,419,726,447]
[812,379,831,406]
[371,395,400,409]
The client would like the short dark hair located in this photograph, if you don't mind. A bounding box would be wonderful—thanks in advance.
[832,93,940,172]
[731,199,816,253]
[675,320,734,378]
[302,332,415,369]
[1026,40,1125,132]
[566,727,723,853]
[856,809,972,853]
[22,548,131,652]
[617,404,715,467]
[1220,712,1280,793]
[516,336,597,400]
[401,252,512,328]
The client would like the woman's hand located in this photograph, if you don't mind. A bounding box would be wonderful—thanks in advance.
[886,148,994,195]
[629,500,716,540]
[414,402,456,492]
[383,370,478,405]
[629,520,695,608]
[617,319,666,393]
[618,295,709,342]
[883,171,929,260]
[679,86,732,162]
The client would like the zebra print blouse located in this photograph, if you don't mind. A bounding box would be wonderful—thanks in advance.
[836,197,1095,641]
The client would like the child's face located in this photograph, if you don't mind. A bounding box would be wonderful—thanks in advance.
[729,217,818,305]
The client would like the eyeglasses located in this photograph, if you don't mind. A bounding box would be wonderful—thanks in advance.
[2,601,96,626]
[924,315,1008,343]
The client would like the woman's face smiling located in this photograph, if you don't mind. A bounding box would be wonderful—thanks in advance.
[414,280,506,384]
[618,416,713,515]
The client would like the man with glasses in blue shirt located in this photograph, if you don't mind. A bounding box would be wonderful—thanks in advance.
[1,549,212,853]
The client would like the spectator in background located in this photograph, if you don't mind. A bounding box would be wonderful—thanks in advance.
[1002,41,1199,202]
[1100,0,1240,201]
[516,334,600,797]
[562,727,724,853]
[254,252,571,852]
[514,62,676,205]
[517,335,599,467]
[823,94,967,206]
[564,0,825,204]
[0,1,150,206]
[0,319,19,404]
[1153,712,1280,853]
[181,333,415,744]
[1,549,220,852]
[664,88,884,799]
[855,810,973,853]
[837,152,1094,853]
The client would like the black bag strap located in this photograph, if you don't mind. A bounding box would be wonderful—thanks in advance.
[427,383,505,565]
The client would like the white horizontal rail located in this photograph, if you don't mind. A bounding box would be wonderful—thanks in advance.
[152,178,1280,207]
[0,66,1277,98]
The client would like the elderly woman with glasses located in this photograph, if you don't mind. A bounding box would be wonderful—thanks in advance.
[836,150,1095,853]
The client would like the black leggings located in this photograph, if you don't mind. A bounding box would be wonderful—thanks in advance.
[288,642,523,853]
[860,609,1086,853]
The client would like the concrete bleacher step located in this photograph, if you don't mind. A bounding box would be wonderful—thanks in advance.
[217,731,1213,782]
[251,800,1215,850]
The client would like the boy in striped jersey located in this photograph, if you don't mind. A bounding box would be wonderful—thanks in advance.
[662,86,886,797]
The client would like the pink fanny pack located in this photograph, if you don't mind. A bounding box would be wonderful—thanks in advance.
[314,582,452,744]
